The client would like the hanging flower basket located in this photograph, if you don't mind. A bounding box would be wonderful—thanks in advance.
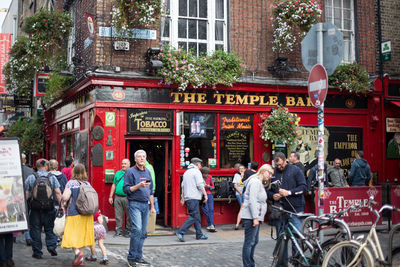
[328,62,372,94]
[260,107,300,146]
[269,0,322,54]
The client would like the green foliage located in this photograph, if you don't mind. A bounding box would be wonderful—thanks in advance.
[158,44,244,90]
[6,117,44,154]
[113,0,163,37]
[260,107,300,146]
[270,0,322,54]
[4,9,73,96]
[43,72,73,105]
[328,63,372,94]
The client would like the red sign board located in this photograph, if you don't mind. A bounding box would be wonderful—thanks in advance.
[308,64,328,107]
[316,186,383,226]
[392,185,400,224]
[0,34,12,95]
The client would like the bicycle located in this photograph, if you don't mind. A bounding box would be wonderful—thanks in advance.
[270,205,321,267]
[322,196,400,267]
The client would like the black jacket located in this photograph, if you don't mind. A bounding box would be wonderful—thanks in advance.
[267,164,307,213]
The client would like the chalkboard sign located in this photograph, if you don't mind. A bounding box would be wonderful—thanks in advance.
[225,131,250,161]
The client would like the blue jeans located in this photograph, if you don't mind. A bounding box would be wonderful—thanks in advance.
[275,210,304,267]
[242,219,260,267]
[29,209,57,256]
[128,201,149,261]
[236,193,242,206]
[178,199,203,238]
[0,233,13,264]
[201,194,214,226]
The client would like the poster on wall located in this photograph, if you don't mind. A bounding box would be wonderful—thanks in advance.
[290,126,363,176]
[385,118,400,159]
[0,138,28,233]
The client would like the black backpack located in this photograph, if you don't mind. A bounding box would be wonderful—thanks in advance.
[216,180,230,198]
[30,173,54,211]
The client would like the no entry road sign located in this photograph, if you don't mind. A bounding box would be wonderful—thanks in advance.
[308,64,328,108]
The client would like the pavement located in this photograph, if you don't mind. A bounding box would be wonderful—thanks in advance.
[9,223,400,267]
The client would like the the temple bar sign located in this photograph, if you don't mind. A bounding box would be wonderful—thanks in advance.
[386,117,400,132]
[127,109,173,135]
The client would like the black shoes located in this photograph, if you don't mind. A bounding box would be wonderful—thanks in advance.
[135,259,150,265]
[26,239,32,246]
[127,259,137,267]
[7,259,15,267]
[32,254,43,259]
[48,249,57,256]
[113,232,122,237]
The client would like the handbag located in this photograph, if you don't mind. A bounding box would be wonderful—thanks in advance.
[53,209,66,237]
[268,202,283,221]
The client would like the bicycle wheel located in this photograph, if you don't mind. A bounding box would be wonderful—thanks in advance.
[271,235,288,267]
[390,247,400,266]
[322,241,374,267]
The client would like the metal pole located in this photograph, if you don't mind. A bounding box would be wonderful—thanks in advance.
[316,23,325,242]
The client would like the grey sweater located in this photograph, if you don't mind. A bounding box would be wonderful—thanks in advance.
[241,175,267,221]
[181,163,205,201]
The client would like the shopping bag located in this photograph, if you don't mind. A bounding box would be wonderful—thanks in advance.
[53,210,66,237]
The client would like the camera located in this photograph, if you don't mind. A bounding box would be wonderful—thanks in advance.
[270,180,281,189]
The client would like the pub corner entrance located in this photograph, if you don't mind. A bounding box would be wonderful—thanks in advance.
[127,139,172,227]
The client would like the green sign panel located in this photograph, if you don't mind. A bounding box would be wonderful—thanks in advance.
[105,112,115,127]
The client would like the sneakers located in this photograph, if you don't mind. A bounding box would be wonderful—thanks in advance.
[32,254,43,259]
[176,232,185,242]
[206,225,216,232]
[196,234,208,240]
[134,259,150,265]
[113,232,122,237]
[48,249,57,256]
[127,259,137,267]
[99,259,109,265]
[85,255,97,262]
[122,231,130,238]
[73,251,84,266]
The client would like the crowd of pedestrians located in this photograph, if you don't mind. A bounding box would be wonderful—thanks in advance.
[0,149,374,267]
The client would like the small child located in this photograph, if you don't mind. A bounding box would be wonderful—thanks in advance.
[85,210,108,265]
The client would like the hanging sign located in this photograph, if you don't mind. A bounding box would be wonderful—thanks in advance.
[127,109,173,135]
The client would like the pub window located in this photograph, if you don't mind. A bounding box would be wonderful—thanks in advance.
[219,114,253,168]
[73,117,80,129]
[183,113,216,164]
[325,0,355,62]
[161,0,228,55]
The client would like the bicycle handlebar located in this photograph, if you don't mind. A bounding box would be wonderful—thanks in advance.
[271,205,313,218]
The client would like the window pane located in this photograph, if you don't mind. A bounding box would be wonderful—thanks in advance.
[183,113,216,166]
[189,19,197,39]
[199,0,207,18]
[215,21,224,41]
[189,0,197,17]
[334,18,341,27]
[334,0,341,7]
[343,0,351,9]
[179,0,187,16]
[164,0,170,15]
[189,42,197,55]
[198,20,207,39]
[344,19,352,30]
[334,8,341,20]
[178,42,187,51]
[219,114,253,169]
[215,44,224,50]
[74,117,80,129]
[215,0,224,19]
[162,18,170,37]
[199,43,207,55]
[178,18,187,38]
[343,9,351,19]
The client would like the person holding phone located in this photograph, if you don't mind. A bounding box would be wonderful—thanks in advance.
[123,150,155,267]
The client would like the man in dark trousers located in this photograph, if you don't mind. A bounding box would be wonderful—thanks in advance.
[267,152,307,265]
[123,150,155,267]
[349,151,372,186]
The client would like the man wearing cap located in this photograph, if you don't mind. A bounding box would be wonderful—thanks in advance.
[176,157,208,242]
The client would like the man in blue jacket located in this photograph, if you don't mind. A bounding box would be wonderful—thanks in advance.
[267,152,307,265]
[349,151,372,186]
[123,150,155,267]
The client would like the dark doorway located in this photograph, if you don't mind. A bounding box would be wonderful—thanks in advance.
[127,140,171,226]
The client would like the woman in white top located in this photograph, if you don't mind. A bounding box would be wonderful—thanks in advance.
[241,164,273,267]
[233,165,245,230]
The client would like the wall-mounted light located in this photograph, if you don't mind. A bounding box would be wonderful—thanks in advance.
[145,47,163,75]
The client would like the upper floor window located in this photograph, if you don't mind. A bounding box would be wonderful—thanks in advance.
[161,0,227,56]
[325,0,355,62]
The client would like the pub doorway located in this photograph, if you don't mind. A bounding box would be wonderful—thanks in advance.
[126,139,172,227]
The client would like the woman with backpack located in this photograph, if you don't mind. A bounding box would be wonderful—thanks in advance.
[61,164,95,266]
[241,164,273,267]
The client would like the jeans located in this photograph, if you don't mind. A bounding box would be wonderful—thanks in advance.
[201,194,214,226]
[275,209,304,267]
[242,219,260,267]
[128,201,149,261]
[29,209,57,256]
[114,195,132,234]
[0,233,13,264]
[236,193,242,206]
[178,199,203,238]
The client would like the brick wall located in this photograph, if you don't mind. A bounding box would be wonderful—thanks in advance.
[55,0,378,80]
[379,0,400,76]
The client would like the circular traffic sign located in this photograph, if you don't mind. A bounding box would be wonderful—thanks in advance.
[308,64,328,108]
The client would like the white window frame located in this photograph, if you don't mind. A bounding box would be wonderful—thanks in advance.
[66,4,76,71]
[325,0,355,63]
[161,0,228,55]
